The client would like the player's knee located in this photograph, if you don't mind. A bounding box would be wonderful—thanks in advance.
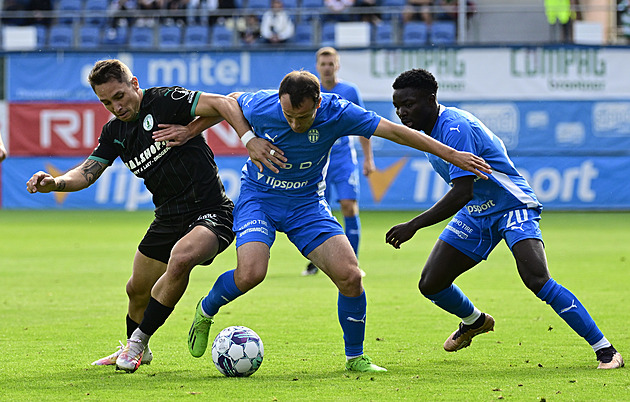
[126,277,150,302]
[418,274,442,297]
[332,266,362,295]
[234,263,266,292]
[166,252,197,277]
[522,273,549,295]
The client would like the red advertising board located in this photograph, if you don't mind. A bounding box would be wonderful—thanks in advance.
[9,103,248,156]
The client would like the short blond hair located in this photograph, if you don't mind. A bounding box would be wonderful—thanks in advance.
[316,46,339,62]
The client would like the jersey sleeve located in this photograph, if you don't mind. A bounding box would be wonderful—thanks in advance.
[88,123,118,165]
[443,119,477,180]
[162,87,202,119]
[336,100,381,139]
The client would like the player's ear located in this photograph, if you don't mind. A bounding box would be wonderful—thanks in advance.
[316,96,322,109]
[131,77,140,90]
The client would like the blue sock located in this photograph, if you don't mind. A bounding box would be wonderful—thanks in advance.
[426,284,475,318]
[537,278,604,345]
[338,291,366,358]
[344,216,360,257]
[201,270,243,317]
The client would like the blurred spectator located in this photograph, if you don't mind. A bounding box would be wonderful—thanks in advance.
[227,14,262,44]
[402,0,431,24]
[2,0,29,26]
[109,0,137,27]
[544,0,580,43]
[205,0,237,26]
[355,0,381,24]
[136,0,163,27]
[435,0,475,23]
[0,131,7,163]
[324,0,355,22]
[260,0,295,44]
[618,0,630,37]
[27,0,53,26]
[164,0,188,25]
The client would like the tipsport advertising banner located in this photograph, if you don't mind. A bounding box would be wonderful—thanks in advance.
[7,47,630,102]
[4,155,630,210]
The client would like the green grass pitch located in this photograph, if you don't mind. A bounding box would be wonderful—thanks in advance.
[0,210,628,400]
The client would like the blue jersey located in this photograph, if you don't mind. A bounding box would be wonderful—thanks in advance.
[237,90,381,198]
[321,80,365,157]
[427,105,541,216]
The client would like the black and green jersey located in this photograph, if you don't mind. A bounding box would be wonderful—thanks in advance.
[90,86,230,217]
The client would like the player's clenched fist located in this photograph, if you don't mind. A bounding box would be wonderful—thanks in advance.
[26,171,57,193]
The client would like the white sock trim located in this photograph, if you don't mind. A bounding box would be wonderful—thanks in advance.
[591,337,611,352]
[461,308,482,325]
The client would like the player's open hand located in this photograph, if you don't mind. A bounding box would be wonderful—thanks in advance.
[385,222,418,249]
[246,137,287,174]
[26,171,56,193]
[152,124,194,146]
[454,151,492,180]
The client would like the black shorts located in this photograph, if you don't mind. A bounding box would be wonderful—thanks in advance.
[138,201,235,265]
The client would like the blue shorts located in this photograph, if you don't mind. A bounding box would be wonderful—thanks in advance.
[233,185,345,256]
[439,207,543,263]
[324,143,359,203]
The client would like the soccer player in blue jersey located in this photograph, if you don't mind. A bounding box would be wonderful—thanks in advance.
[302,47,375,277]
[171,70,491,373]
[385,68,624,369]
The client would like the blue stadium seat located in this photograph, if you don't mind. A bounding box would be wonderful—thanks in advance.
[48,24,74,49]
[301,0,323,21]
[83,0,108,26]
[129,26,154,49]
[321,22,335,46]
[183,25,209,48]
[79,25,101,48]
[36,25,48,48]
[293,22,313,45]
[282,0,298,8]
[372,21,394,46]
[380,0,404,20]
[430,21,456,44]
[246,0,269,9]
[159,25,183,49]
[56,0,83,25]
[402,21,427,45]
[101,26,128,45]
[211,25,234,47]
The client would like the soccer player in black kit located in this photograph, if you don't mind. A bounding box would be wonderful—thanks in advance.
[25,59,279,373]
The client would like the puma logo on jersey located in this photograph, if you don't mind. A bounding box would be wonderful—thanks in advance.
[113,139,126,148]
[264,133,278,142]
[449,125,461,133]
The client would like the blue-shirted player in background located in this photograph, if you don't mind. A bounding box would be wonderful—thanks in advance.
[385,68,624,369]
[158,70,491,373]
[302,47,375,277]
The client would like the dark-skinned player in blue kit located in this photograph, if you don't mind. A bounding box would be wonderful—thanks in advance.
[385,68,623,369]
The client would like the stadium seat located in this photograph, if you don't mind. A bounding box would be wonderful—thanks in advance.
[372,21,394,46]
[79,25,101,48]
[430,20,456,44]
[402,21,427,45]
[83,0,108,26]
[158,25,183,49]
[48,24,74,49]
[56,0,83,25]
[282,0,298,9]
[320,22,335,46]
[36,25,48,48]
[246,0,269,9]
[293,22,313,45]
[129,26,154,49]
[183,25,209,48]
[301,0,323,21]
[380,0,405,20]
[101,25,128,46]
[211,25,234,47]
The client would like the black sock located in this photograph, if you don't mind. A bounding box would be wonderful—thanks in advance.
[126,315,139,339]
[138,297,174,336]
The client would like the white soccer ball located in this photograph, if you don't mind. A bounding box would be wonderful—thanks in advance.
[211,326,264,377]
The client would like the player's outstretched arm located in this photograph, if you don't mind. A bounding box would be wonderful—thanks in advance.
[26,158,107,194]
[373,118,491,179]
[153,117,224,146]
[358,137,375,177]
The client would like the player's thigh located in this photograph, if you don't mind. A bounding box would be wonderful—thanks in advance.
[170,225,220,269]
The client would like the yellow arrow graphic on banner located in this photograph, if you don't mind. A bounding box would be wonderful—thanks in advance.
[366,157,408,204]
[45,163,70,205]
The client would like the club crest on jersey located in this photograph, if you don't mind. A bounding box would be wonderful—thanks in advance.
[308,129,319,143]
[143,114,154,131]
